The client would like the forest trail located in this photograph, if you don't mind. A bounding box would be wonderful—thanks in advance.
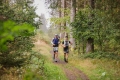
[34,39,89,80]
[54,60,89,80]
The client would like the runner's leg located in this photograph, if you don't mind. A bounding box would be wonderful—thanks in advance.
[55,52,58,62]
[63,47,66,62]
[53,47,55,60]
[64,53,66,62]
[64,48,69,63]
[65,53,68,62]
[54,47,58,62]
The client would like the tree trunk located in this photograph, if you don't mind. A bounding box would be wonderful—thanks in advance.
[70,0,76,22]
[86,37,94,53]
[0,15,7,20]
[86,0,95,53]
[58,0,62,31]
[89,0,95,9]
[70,0,76,48]
[82,37,85,54]
[60,0,67,39]
[61,0,66,30]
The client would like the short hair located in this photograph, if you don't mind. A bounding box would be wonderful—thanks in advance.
[65,36,68,38]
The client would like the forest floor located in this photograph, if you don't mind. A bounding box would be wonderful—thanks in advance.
[1,33,119,80]
[34,39,89,80]
[32,33,120,80]
[53,60,89,80]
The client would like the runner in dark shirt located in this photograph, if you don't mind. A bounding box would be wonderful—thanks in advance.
[62,36,72,63]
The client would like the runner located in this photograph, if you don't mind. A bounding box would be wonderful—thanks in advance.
[51,34,60,62]
[62,36,72,63]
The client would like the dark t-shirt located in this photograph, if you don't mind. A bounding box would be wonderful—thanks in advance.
[62,41,71,48]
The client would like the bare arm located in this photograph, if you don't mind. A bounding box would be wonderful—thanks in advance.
[51,39,55,45]
[61,41,65,47]
[69,41,72,45]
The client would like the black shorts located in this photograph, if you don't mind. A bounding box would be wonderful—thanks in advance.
[53,44,59,47]
[63,47,69,53]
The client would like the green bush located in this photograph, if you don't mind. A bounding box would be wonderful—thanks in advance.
[0,20,34,67]
[81,51,120,60]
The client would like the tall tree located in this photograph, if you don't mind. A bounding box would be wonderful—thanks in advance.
[70,0,76,22]
[70,0,76,48]
[61,0,66,29]
[0,0,38,68]
[86,0,95,53]
[58,0,62,31]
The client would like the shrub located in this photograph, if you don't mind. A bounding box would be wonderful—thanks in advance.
[81,51,120,60]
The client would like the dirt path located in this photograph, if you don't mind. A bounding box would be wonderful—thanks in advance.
[34,40,89,80]
[53,60,89,80]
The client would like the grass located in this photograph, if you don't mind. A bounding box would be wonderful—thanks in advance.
[43,61,68,80]
[29,33,68,80]
[2,32,120,80]
[0,32,67,80]
[81,51,120,60]
[23,54,67,80]
[30,32,120,80]
[69,54,120,80]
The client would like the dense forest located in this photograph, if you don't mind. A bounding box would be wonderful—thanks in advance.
[46,0,120,54]
[0,0,120,80]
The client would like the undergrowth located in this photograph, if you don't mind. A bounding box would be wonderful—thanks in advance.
[80,51,120,60]
[23,32,67,80]
[69,51,120,80]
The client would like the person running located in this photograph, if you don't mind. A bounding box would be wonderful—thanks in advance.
[62,36,72,63]
[51,34,60,62]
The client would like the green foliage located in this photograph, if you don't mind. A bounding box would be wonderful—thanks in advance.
[81,51,120,60]
[71,8,120,53]
[71,9,90,41]
[43,63,68,80]
[24,69,44,80]
[0,20,34,50]
[0,0,43,79]
[0,20,35,68]
[23,51,45,80]
[50,9,70,28]
[0,0,38,68]
[0,0,40,26]
[23,50,67,80]
[70,56,120,80]
[0,51,45,80]
[51,9,70,21]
